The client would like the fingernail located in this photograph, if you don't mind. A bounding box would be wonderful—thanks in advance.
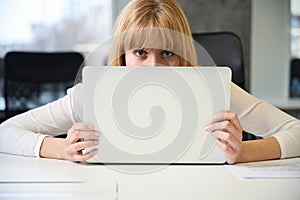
[204,126,209,131]
[92,149,98,155]
[89,125,94,129]
[95,132,101,137]
[94,140,99,145]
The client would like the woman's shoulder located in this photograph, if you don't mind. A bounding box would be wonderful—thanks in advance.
[65,83,83,121]
[68,82,83,97]
[67,83,83,94]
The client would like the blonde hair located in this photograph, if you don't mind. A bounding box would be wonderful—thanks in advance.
[107,0,197,66]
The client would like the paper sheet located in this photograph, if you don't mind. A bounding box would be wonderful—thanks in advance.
[225,158,300,179]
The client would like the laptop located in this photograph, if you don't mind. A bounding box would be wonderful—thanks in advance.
[82,66,231,164]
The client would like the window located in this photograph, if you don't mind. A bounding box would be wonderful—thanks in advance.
[290,0,300,98]
[0,0,113,110]
[291,0,300,58]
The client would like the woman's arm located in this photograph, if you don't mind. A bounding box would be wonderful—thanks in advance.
[40,137,65,159]
[0,95,76,157]
[40,122,100,162]
[0,84,92,159]
[205,111,282,164]
[232,83,300,159]
[238,137,281,163]
[206,83,300,164]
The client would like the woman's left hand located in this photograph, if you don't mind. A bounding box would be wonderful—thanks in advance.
[204,111,243,164]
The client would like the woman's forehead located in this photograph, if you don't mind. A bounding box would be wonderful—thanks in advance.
[121,27,185,50]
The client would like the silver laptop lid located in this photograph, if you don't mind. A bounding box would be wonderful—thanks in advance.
[83,66,231,165]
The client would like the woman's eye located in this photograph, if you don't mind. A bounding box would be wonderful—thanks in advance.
[135,50,146,57]
[162,51,173,57]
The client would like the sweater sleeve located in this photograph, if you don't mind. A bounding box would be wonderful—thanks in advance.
[0,83,83,157]
[230,83,300,159]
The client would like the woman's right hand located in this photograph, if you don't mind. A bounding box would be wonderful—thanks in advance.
[63,122,101,162]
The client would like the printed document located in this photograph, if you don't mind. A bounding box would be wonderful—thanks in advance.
[225,158,300,179]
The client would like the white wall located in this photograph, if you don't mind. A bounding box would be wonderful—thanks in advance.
[251,0,291,100]
[112,0,131,23]
[291,0,300,16]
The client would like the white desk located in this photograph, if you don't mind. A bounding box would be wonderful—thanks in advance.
[0,153,299,200]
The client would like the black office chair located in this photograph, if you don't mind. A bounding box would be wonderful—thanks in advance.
[192,32,245,89]
[290,58,300,98]
[3,51,84,120]
[192,32,260,140]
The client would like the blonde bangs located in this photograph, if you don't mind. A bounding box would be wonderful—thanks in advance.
[122,28,177,51]
[108,0,198,66]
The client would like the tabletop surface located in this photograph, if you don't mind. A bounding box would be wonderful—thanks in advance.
[0,153,300,200]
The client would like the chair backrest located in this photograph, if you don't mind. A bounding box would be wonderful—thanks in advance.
[192,32,261,140]
[290,58,300,97]
[192,32,245,89]
[4,51,84,118]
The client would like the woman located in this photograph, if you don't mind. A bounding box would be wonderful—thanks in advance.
[0,0,299,164]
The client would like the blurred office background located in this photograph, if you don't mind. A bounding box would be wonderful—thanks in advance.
[0,0,299,118]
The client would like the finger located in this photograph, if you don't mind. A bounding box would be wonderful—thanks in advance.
[211,131,240,151]
[205,121,241,142]
[71,148,98,162]
[213,112,242,131]
[208,112,243,141]
[66,130,101,145]
[216,141,237,164]
[205,120,236,135]
[66,129,81,144]
[68,122,95,133]
[67,123,98,144]
[68,139,100,153]
[78,130,101,139]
